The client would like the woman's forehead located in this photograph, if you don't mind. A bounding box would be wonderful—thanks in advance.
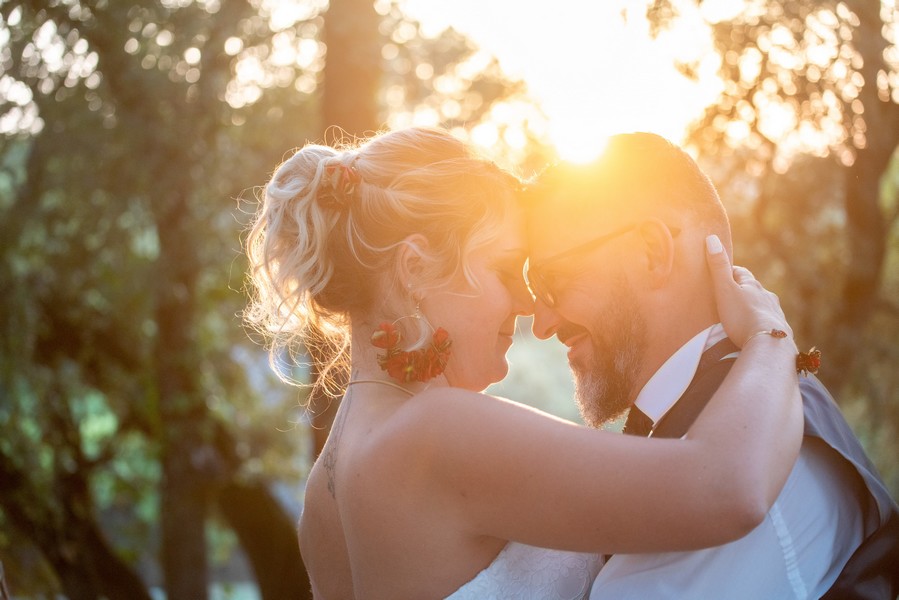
[493,214,528,253]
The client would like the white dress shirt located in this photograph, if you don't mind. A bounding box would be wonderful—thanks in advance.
[591,325,865,599]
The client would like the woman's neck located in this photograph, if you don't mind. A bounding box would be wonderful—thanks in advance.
[348,315,451,395]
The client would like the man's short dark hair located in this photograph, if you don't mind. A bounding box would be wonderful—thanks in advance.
[527,132,730,237]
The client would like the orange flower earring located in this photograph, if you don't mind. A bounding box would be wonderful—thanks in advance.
[371,321,452,384]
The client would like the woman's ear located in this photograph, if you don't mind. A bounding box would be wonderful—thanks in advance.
[636,219,675,288]
[396,233,430,290]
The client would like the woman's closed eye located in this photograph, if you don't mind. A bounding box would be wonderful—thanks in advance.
[496,257,527,283]
[497,268,522,285]
[490,260,526,292]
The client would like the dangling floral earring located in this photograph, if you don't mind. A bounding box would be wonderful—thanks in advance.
[370,295,452,383]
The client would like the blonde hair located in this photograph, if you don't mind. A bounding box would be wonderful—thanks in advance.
[244,127,520,391]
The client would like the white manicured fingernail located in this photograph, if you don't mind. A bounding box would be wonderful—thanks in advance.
[706,234,723,255]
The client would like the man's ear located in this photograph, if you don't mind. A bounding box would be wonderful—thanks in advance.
[396,233,430,290]
[636,219,675,288]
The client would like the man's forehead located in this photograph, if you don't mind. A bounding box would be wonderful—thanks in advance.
[526,189,629,247]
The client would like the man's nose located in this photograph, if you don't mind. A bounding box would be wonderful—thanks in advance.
[531,299,560,340]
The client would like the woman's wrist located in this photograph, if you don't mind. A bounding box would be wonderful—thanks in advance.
[742,327,820,376]
[743,327,793,348]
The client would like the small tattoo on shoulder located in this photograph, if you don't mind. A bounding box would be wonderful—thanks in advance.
[323,384,353,499]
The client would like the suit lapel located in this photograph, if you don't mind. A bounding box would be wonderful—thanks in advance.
[650,338,740,439]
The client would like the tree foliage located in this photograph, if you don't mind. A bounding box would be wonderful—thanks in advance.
[649,0,899,492]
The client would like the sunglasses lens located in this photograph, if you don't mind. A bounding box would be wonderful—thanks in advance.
[542,286,554,308]
[527,271,554,308]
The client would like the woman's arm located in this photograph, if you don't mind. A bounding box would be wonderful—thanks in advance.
[679,235,803,520]
[400,238,802,554]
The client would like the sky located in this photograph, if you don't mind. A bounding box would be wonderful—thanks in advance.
[399,0,744,161]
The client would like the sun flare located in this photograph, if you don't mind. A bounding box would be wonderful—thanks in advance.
[401,0,727,162]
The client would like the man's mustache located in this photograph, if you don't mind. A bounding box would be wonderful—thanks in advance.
[556,322,589,346]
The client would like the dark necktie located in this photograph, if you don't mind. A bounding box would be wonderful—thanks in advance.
[605,406,653,564]
[623,406,653,437]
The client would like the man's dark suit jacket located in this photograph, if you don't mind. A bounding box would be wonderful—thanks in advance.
[627,338,899,599]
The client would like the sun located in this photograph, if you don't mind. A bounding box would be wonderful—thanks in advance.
[548,124,611,164]
[400,0,727,162]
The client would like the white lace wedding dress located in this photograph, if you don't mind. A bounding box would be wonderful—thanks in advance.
[445,542,603,599]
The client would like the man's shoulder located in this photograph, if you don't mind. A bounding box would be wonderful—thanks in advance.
[798,374,836,404]
[797,375,857,447]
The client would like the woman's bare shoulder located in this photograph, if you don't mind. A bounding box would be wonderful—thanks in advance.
[299,466,355,599]
[401,386,575,426]
[379,386,581,474]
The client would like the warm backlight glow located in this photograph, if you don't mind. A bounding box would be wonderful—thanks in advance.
[401,0,728,161]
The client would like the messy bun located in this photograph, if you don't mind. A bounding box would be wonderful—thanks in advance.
[244,127,520,390]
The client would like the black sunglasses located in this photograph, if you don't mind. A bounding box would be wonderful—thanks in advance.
[525,223,680,307]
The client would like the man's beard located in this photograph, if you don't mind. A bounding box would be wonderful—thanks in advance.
[571,287,647,428]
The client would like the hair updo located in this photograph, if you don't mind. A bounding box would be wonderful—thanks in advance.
[244,127,521,389]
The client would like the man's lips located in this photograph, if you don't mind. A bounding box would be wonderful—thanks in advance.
[562,335,588,364]
[561,332,588,349]
[558,328,589,361]
[557,323,588,346]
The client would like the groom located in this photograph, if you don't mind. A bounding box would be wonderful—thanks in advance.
[526,133,899,599]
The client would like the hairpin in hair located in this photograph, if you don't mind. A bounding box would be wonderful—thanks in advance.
[319,162,361,210]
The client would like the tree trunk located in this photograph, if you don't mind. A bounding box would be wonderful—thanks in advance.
[159,441,209,600]
[155,198,210,600]
[828,0,899,391]
[217,482,312,600]
[311,0,383,457]
[52,516,153,600]
[0,454,152,600]
[322,0,383,137]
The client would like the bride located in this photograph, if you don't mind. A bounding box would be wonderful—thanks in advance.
[244,127,802,599]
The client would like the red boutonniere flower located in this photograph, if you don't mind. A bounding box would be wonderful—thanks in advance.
[797,347,821,376]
